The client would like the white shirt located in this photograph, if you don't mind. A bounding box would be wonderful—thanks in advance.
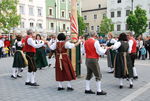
[112,41,131,52]
[128,40,133,53]
[50,41,75,50]
[27,38,44,48]
[0,39,4,48]
[94,40,107,55]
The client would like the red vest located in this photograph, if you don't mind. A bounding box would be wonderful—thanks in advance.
[130,37,137,53]
[23,36,36,53]
[84,38,99,59]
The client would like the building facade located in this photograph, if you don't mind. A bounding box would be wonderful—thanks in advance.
[107,0,150,35]
[81,0,107,33]
[46,0,72,35]
[46,0,81,35]
[17,0,46,34]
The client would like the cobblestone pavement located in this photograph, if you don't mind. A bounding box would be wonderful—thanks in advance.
[0,56,150,101]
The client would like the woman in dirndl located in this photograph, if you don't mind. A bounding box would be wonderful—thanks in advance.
[35,34,48,69]
[50,33,81,91]
[110,33,133,89]
[11,35,27,79]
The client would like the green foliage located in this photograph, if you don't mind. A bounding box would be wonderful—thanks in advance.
[78,13,86,36]
[0,0,21,33]
[127,6,148,37]
[100,16,114,34]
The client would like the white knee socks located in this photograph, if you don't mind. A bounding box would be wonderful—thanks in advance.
[96,81,102,92]
[58,82,63,88]
[67,81,72,88]
[133,67,138,76]
[119,79,123,86]
[85,80,90,90]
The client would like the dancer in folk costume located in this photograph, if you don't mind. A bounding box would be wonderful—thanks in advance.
[50,33,81,91]
[35,34,48,69]
[110,33,133,89]
[84,32,107,95]
[106,33,117,73]
[11,35,27,79]
[127,32,138,79]
[48,35,57,68]
[24,29,45,86]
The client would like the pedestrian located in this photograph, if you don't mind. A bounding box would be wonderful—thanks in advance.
[11,35,27,79]
[84,31,107,95]
[127,32,138,79]
[0,36,4,58]
[110,33,133,89]
[23,29,45,86]
[35,34,48,69]
[140,46,146,60]
[50,33,81,91]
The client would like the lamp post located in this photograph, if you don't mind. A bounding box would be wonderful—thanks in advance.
[55,2,57,35]
[131,0,134,11]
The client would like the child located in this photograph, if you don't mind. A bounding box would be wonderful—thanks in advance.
[140,46,146,60]
[2,46,9,57]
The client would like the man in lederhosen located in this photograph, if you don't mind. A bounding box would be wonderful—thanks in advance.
[127,32,138,79]
[24,29,45,86]
[84,31,107,95]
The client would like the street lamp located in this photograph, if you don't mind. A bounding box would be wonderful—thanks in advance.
[55,2,57,35]
[131,0,134,11]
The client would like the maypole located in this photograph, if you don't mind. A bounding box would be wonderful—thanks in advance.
[70,0,81,77]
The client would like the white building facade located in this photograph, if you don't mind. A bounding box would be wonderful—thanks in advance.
[17,0,46,34]
[107,0,150,35]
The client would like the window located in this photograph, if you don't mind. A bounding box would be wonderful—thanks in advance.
[98,4,101,8]
[97,26,100,32]
[85,27,88,33]
[30,22,34,28]
[111,12,115,18]
[117,0,121,3]
[29,7,34,16]
[126,10,130,16]
[94,14,97,19]
[117,11,121,17]
[19,5,24,14]
[126,24,129,30]
[61,0,65,2]
[61,11,65,17]
[84,15,87,20]
[149,22,150,29]
[20,22,24,28]
[91,26,94,30]
[63,24,66,30]
[49,8,53,16]
[117,24,121,31]
[51,23,54,29]
[37,8,42,16]
[38,23,42,29]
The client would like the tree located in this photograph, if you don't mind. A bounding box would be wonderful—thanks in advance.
[100,16,114,34]
[78,13,86,36]
[127,6,148,37]
[0,0,21,33]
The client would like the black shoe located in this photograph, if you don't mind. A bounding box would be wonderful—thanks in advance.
[119,85,123,89]
[11,75,17,79]
[17,75,22,78]
[108,71,114,73]
[20,69,23,72]
[85,90,95,94]
[129,84,133,88]
[25,82,31,85]
[57,87,65,91]
[133,76,138,80]
[97,90,107,95]
[67,87,74,91]
[30,83,40,86]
